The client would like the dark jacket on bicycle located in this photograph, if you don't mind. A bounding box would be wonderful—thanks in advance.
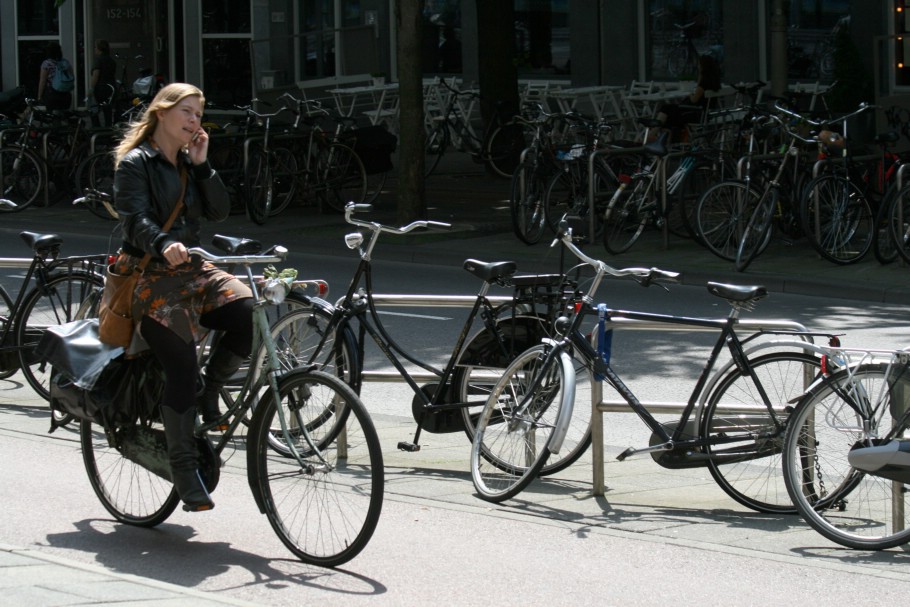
[114,141,230,260]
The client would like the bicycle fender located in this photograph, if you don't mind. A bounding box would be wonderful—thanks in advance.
[547,347,575,455]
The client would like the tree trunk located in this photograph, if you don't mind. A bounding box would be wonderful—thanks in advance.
[395,0,426,223]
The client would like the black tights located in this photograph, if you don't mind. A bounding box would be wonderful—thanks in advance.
[141,298,253,413]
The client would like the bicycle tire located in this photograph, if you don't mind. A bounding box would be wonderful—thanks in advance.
[543,161,612,238]
[734,188,776,272]
[318,142,367,213]
[247,368,384,566]
[801,174,874,264]
[17,270,104,401]
[872,186,900,265]
[696,180,760,261]
[889,182,910,265]
[246,146,273,225]
[701,351,821,514]
[424,122,448,177]
[80,397,180,527]
[509,158,549,244]
[0,146,44,212]
[674,160,729,242]
[485,122,525,179]
[0,285,17,380]
[268,146,298,217]
[602,174,653,254]
[471,344,573,503]
[782,362,910,550]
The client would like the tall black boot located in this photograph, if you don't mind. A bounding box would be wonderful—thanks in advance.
[197,348,245,430]
[161,405,214,512]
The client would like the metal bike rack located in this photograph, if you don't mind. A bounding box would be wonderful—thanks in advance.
[590,316,812,496]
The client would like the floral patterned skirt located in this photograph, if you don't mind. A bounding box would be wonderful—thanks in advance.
[114,252,252,345]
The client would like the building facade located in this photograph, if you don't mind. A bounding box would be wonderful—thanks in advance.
[0,1,903,114]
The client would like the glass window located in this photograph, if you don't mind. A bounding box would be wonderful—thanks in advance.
[783,0,850,82]
[201,1,251,35]
[514,0,569,75]
[17,0,59,36]
[202,38,252,106]
[648,1,723,81]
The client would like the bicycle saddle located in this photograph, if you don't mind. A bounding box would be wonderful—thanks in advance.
[211,234,262,255]
[706,281,767,303]
[20,231,62,253]
[463,259,517,283]
[643,130,669,157]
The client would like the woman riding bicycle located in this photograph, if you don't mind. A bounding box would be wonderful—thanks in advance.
[112,82,253,512]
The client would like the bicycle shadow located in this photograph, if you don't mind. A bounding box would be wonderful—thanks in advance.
[42,518,387,597]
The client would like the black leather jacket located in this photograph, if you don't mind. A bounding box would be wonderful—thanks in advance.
[114,141,230,258]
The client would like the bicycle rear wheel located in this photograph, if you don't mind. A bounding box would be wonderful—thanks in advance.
[701,351,821,514]
[80,417,180,527]
[0,146,44,212]
[872,186,899,265]
[247,368,383,567]
[782,363,910,549]
[17,270,104,400]
[471,344,573,503]
[74,151,117,220]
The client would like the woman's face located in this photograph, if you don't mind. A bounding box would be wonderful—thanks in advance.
[156,96,203,148]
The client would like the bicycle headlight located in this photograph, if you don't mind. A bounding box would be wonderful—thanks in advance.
[263,278,288,305]
[345,232,364,250]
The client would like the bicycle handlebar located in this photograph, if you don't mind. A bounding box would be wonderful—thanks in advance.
[187,245,288,265]
[0,198,18,210]
[344,202,452,234]
[551,223,680,286]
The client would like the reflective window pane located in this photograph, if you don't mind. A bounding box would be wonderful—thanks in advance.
[18,0,59,36]
[649,1,723,81]
[203,39,252,106]
[202,0,251,34]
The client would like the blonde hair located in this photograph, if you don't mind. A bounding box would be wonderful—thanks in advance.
[114,82,205,167]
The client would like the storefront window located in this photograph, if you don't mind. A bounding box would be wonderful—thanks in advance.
[649,0,723,81]
[202,1,250,35]
[783,0,850,82]
[17,0,58,36]
[514,0,569,75]
[201,0,251,105]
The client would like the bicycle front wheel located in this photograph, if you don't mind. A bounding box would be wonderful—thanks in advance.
[246,147,273,225]
[17,271,104,400]
[734,188,776,272]
[802,174,874,264]
[424,122,448,177]
[74,151,117,220]
[0,285,17,380]
[701,351,821,513]
[247,368,383,567]
[485,123,525,178]
[602,177,652,254]
[0,146,44,212]
[80,418,180,526]
[509,158,549,244]
[471,344,573,503]
[696,180,760,261]
[782,363,910,549]
[318,142,367,213]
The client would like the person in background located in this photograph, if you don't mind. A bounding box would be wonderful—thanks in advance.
[656,54,721,142]
[37,41,73,112]
[88,39,118,127]
[112,82,253,512]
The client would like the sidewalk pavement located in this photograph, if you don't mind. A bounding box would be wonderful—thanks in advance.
[4,151,910,605]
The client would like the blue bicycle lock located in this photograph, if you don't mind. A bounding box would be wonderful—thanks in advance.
[596,303,613,381]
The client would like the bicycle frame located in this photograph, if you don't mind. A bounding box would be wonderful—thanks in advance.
[187,247,332,470]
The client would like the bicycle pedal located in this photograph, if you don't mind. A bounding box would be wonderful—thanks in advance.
[397,441,421,452]
[616,447,636,461]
